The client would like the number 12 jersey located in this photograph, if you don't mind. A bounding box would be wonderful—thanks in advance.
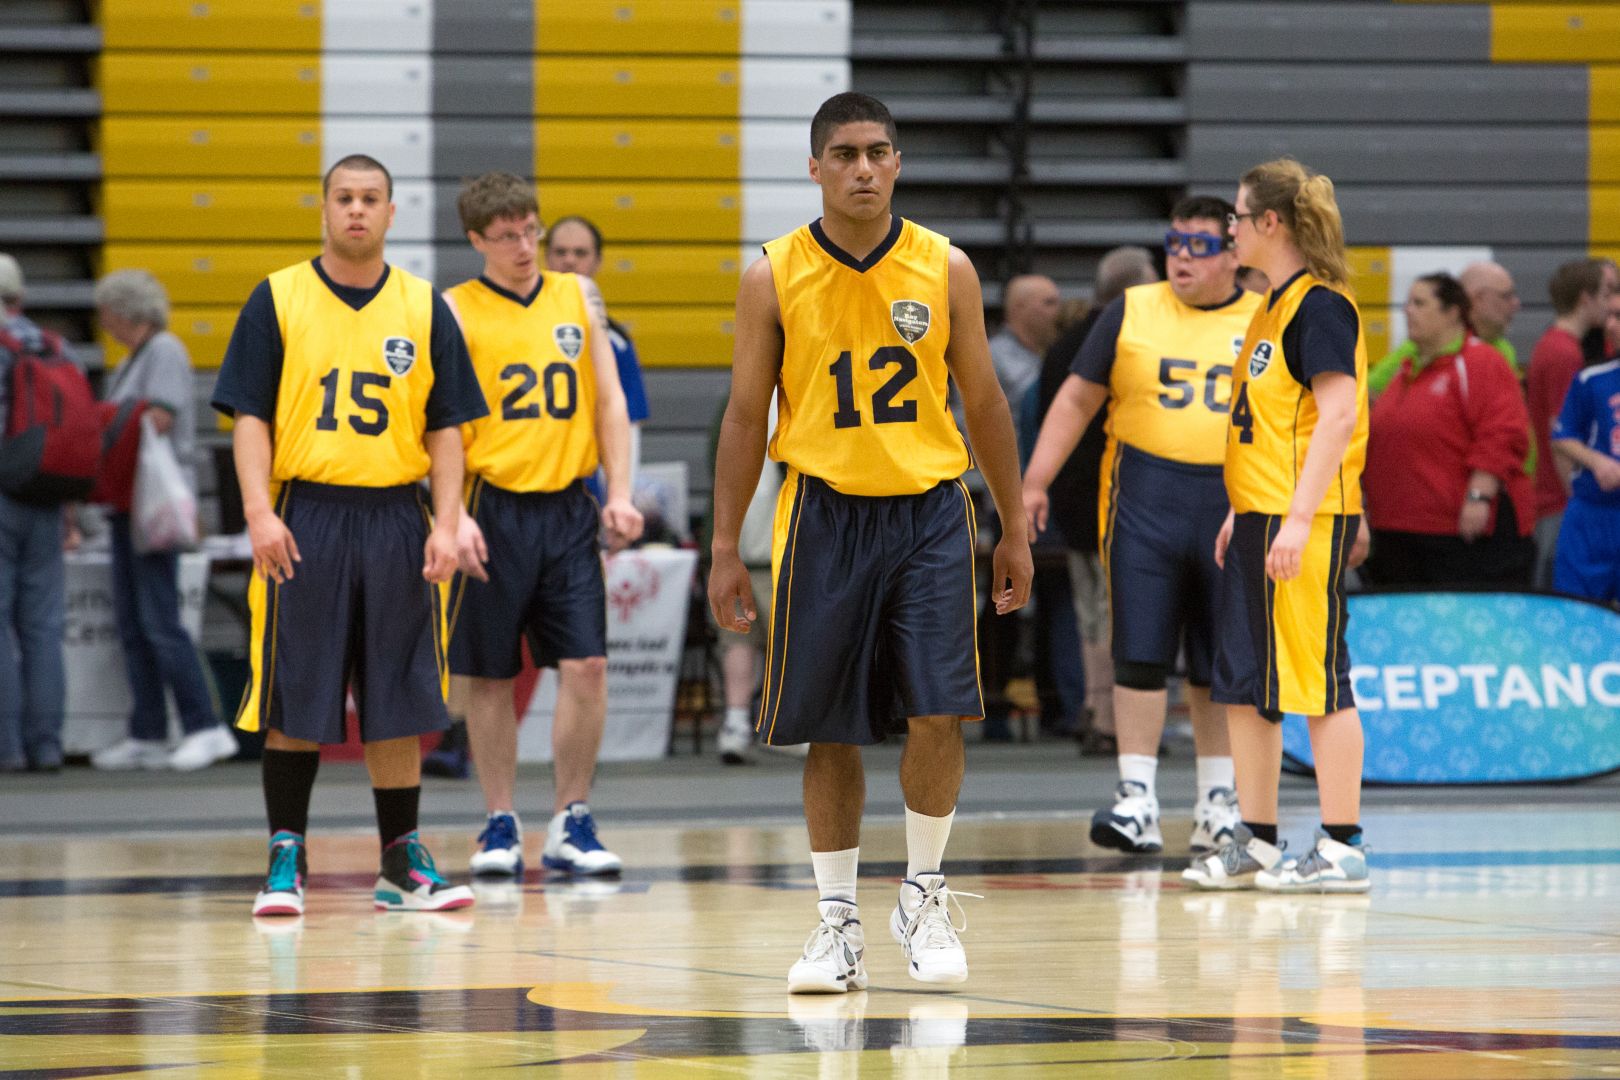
[763,216,970,496]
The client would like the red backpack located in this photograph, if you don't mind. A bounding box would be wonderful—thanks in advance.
[0,326,101,504]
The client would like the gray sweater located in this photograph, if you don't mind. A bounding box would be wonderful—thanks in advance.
[104,330,199,486]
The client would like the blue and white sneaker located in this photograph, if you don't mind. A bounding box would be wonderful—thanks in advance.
[1090,781,1163,853]
[252,830,307,917]
[374,832,475,911]
[470,812,523,877]
[541,802,622,876]
[1256,829,1370,893]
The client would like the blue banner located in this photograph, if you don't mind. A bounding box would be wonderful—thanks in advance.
[1282,592,1620,783]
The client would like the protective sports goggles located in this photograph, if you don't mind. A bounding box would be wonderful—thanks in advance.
[1164,230,1228,258]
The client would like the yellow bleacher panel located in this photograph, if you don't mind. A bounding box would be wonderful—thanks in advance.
[101,244,314,306]
[590,244,743,305]
[101,119,322,179]
[536,120,741,180]
[613,306,736,368]
[536,59,741,118]
[100,0,321,51]
[1593,68,1620,122]
[99,306,240,371]
[1492,5,1620,63]
[103,183,320,243]
[98,55,321,115]
[1594,127,1620,182]
[1346,246,1393,307]
[1592,187,1620,244]
[1359,308,1394,363]
[536,1,741,55]
[536,182,741,243]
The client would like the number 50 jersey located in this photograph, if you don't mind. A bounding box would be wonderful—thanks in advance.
[763,217,970,496]
[447,273,599,493]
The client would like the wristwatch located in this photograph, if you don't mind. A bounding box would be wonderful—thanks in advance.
[1465,489,1493,503]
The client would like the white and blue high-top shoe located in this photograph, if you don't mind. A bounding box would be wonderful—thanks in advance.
[1257,829,1370,893]
[541,802,623,876]
[470,812,523,877]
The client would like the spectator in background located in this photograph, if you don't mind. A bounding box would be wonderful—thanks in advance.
[1369,261,1522,397]
[1235,266,1270,295]
[1582,258,1619,364]
[89,269,231,772]
[1527,258,1614,587]
[990,274,1061,407]
[546,216,651,483]
[1362,273,1534,588]
[1031,246,1157,754]
[1606,288,1620,358]
[0,253,70,772]
[1550,348,1620,603]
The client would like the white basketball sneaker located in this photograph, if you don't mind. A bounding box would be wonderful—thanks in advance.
[470,811,523,877]
[717,712,753,765]
[889,873,976,985]
[1189,786,1241,853]
[1182,824,1285,890]
[541,802,623,876]
[788,899,868,994]
[1256,829,1371,893]
[1089,780,1163,853]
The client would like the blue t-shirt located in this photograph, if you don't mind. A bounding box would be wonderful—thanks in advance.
[1551,359,1620,507]
[608,318,650,424]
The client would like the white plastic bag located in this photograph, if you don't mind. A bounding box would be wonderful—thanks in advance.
[131,412,199,554]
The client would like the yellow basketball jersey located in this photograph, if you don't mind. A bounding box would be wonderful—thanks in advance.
[267,260,438,487]
[1105,281,1262,466]
[446,275,599,492]
[764,217,970,496]
[1226,272,1369,515]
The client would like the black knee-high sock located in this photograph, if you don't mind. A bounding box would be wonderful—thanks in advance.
[263,749,320,837]
[374,786,421,848]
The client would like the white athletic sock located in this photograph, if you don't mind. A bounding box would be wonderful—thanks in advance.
[811,847,859,905]
[905,806,955,881]
[1119,754,1158,798]
[723,706,751,729]
[1196,755,1235,796]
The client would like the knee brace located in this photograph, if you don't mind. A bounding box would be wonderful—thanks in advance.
[1114,660,1169,692]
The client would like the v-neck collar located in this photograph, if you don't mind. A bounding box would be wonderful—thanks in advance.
[313,257,389,311]
[479,274,544,307]
[809,216,905,273]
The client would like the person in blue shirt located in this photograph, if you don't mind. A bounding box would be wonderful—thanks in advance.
[1550,359,1620,603]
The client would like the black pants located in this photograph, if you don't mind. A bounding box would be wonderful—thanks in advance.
[1365,498,1533,589]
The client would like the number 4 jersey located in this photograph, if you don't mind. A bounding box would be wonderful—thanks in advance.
[447,273,599,493]
[763,216,970,496]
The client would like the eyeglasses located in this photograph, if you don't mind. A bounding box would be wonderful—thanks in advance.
[1164,230,1227,258]
[1226,211,1264,229]
[481,225,543,247]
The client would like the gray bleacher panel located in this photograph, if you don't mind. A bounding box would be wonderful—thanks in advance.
[433,1,533,55]
[0,216,101,244]
[850,34,1005,61]
[0,89,98,116]
[901,160,1014,185]
[0,153,98,181]
[1029,160,1187,186]
[1186,126,1589,185]
[1185,3,1490,62]
[1334,187,1589,246]
[1036,37,1186,63]
[435,120,532,182]
[1186,64,1590,123]
[1495,249,1612,307]
[433,58,534,116]
[1034,219,1173,247]
[434,245,483,289]
[0,25,100,51]
[884,95,1016,124]
[1031,99,1186,125]
[24,281,94,308]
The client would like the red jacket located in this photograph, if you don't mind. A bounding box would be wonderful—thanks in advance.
[1526,326,1584,519]
[1365,336,1533,537]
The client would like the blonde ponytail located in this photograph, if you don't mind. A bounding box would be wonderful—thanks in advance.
[1240,158,1351,290]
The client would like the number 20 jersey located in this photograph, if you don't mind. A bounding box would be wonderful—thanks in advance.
[446,273,598,493]
[764,217,970,496]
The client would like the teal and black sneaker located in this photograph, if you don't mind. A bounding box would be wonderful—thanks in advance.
[252,831,307,917]
[374,831,475,911]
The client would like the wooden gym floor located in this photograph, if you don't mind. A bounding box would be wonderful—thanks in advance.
[1,749,1617,1077]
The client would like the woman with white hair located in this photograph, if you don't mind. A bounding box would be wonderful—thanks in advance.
[90,269,231,772]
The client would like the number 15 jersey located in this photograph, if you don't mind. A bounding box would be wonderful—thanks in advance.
[764,217,970,496]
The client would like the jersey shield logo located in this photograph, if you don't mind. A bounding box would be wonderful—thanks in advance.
[891,300,931,345]
[383,336,416,376]
[1248,340,1275,378]
[554,323,585,361]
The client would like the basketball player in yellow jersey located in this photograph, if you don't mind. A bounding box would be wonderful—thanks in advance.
[212,154,490,917]
[1022,196,1262,858]
[1185,158,1373,894]
[441,172,644,881]
[709,92,1033,993]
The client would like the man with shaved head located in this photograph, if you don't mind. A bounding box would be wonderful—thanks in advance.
[990,274,1061,408]
[1369,260,1521,396]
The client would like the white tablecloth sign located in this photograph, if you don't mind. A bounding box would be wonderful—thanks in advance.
[62,551,211,754]
[516,548,696,763]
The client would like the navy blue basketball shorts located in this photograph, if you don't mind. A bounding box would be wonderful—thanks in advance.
[756,471,984,747]
[447,477,607,679]
[236,481,450,745]
[1100,444,1229,686]
[1212,512,1359,720]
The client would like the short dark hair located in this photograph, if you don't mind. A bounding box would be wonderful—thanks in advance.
[1170,194,1235,231]
[457,171,538,235]
[1415,272,1472,329]
[810,92,898,158]
[323,153,393,198]
[1548,258,1606,316]
[549,215,604,257]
